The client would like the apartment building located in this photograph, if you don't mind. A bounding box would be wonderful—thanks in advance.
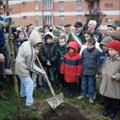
[7,0,120,30]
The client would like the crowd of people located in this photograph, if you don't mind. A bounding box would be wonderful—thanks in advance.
[0,2,120,120]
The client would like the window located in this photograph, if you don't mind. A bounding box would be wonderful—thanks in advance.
[35,0,39,10]
[44,16,52,25]
[59,16,64,26]
[23,16,27,20]
[22,1,26,5]
[59,1,64,12]
[35,5,39,10]
[43,0,52,11]
[105,3,113,8]
[76,0,81,11]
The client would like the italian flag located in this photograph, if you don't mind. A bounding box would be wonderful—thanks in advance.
[71,32,83,46]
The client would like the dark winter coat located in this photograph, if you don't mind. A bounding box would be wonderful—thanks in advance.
[82,48,101,75]
[0,16,5,47]
[67,31,85,45]
[93,30,103,43]
[14,38,27,55]
[40,43,58,68]
[56,44,67,68]
[60,41,82,83]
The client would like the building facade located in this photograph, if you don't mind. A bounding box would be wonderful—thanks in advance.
[7,0,120,30]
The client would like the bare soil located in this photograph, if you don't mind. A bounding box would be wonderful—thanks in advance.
[15,103,87,120]
[41,103,87,120]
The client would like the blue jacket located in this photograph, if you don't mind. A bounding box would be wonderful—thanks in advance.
[0,16,5,47]
[82,48,101,75]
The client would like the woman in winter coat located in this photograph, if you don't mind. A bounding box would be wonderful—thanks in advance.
[60,41,82,97]
[100,40,120,120]
[15,29,45,110]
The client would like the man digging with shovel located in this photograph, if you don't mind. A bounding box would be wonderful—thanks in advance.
[15,29,45,111]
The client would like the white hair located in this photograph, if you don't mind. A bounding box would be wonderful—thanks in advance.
[88,20,97,27]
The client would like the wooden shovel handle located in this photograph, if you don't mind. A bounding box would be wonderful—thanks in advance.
[36,56,56,96]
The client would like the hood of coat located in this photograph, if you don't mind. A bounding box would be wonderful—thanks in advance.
[67,41,79,53]
[44,32,54,42]
[29,29,42,47]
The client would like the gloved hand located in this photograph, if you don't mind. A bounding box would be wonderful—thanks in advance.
[112,75,116,80]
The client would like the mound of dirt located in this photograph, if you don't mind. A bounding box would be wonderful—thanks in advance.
[41,103,87,120]
[15,103,87,120]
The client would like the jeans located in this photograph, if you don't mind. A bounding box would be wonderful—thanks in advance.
[81,75,96,99]
[19,76,34,106]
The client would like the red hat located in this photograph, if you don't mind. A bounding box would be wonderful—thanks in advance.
[107,40,120,52]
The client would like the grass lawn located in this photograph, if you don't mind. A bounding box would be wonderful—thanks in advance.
[0,79,120,120]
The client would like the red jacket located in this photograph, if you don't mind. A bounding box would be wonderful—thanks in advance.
[60,41,82,83]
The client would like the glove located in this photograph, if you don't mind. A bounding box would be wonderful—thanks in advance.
[112,75,116,80]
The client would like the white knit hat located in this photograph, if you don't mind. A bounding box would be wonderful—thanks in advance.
[44,32,54,39]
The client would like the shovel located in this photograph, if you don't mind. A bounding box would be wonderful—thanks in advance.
[36,56,64,109]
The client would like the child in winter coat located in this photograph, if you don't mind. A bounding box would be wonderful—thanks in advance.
[39,32,58,86]
[56,35,67,89]
[77,39,101,103]
[60,41,82,97]
[15,29,45,110]
[100,40,120,120]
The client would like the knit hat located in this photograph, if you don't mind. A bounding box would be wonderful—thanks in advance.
[107,22,117,30]
[44,32,54,39]
[111,31,120,41]
[100,36,113,47]
[107,40,120,52]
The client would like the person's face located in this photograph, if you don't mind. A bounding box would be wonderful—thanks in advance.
[59,38,65,47]
[107,27,115,36]
[46,37,53,44]
[44,27,49,33]
[88,23,96,32]
[69,48,75,53]
[108,48,118,58]
[34,43,42,54]
[87,44,95,50]
[18,32,25,40]
[75,26,82,33]
[84,33,91,42]
[0,5,4,15]
[28,25,34,33]
[65,26,71,33]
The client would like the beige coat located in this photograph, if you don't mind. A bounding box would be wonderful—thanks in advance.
[100,56,120,99]
[15,29,44,77]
